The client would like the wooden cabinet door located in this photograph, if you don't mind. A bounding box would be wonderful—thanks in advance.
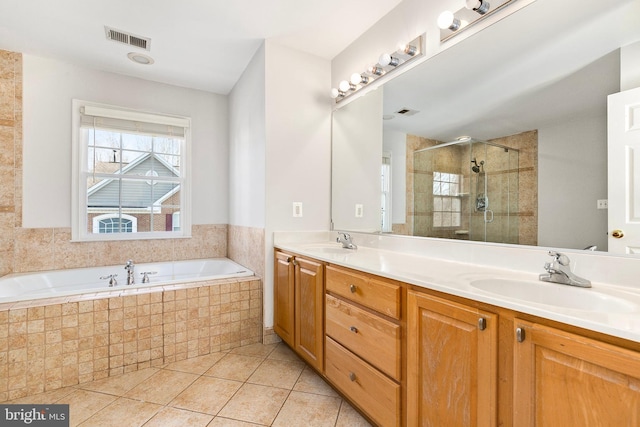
[294,256,324,371]
[514,320,640,427]
[407,291,497,427]
[273,251,294,347]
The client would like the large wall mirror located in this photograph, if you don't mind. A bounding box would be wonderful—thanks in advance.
[331,0,640,253]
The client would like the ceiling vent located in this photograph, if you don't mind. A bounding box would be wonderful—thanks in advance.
[395,108,419,116]
[104,26,151,51]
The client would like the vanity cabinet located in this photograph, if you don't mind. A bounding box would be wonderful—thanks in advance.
[324,265,402,427]
[273,250,324,371]
[407,290,498,427]
[274,251,295,347]
[274,248,640,426]
[513,320,640,427]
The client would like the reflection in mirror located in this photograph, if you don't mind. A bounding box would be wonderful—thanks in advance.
[409,137,528,245]
[331,0,640,252]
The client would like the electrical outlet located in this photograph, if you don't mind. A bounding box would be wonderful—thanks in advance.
[597,199,608,210]
[292,202,303,217]
[355,204,364,218]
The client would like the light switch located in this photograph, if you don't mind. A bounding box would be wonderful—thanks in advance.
[355,204,364,218]
[293,202,303,217]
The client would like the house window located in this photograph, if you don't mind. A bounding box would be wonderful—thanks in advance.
[72,100,191,241]
[433,172,462,228]
[93,214,138,233]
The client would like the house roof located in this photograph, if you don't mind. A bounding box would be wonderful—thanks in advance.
[88,152,180,209]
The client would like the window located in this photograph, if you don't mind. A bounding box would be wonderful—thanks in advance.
[93,213,138,234]
[72,100,191,241]
[432,172,462,228]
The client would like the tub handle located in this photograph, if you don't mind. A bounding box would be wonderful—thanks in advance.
[100,274,118,287]
[140,271,157,283]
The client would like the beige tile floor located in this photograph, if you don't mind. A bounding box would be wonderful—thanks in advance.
[9,342,374,427]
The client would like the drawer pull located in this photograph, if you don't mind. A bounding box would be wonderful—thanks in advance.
[516,327,525,343]
[349,284,357,293]
[478,317,487,331]
[349,372,357,382]
[349,326,358,333]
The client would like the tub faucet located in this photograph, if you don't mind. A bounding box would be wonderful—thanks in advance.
[124,260,135,285]
[539,251,591,288]
[337,232,357,249]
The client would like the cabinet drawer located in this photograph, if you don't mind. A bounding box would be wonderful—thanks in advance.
[325,337,400,427]
[326,265,401,319]
[326,294,401,380]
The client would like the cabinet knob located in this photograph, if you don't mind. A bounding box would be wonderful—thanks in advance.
[349,326,358,333]
[478,317,487,331]
[349,284,357,293]
[516,327,525,343]
[349,372,357,382]
[286,257,292,263]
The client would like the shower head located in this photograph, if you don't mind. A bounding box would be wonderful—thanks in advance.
[471,158,484,173]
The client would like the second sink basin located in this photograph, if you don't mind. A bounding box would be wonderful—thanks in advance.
[470,278,639,313]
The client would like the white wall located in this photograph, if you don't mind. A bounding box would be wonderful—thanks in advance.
[23,55,228,228]
[264,41,332,328]
[383,129,407,225]
[621,41,640,91]
[332,89,383,232]
[229,45,266,228]
[538,115,608,250]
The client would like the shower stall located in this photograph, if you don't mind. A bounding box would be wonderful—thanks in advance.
[412,138,520,244]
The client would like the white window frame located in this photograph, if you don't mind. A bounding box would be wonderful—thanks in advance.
[71,99,192,241]
[92,213,138,234]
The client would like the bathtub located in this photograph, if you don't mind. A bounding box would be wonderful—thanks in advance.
[0,258,254,304]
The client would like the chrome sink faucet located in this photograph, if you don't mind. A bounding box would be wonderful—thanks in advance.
[124,259,135,285]
[539,251,591,288]
[336,232,357,249]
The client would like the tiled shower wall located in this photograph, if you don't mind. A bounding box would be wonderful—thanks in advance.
[400,131,538,245]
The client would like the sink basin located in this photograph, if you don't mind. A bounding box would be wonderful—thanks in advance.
[470,279,638,313]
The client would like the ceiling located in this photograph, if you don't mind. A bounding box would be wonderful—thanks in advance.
[0,0,402,94]
[382,0,640,142]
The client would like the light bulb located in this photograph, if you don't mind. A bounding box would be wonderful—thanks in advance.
[465,0,490,14]
[338,80,351,92]
[379,53,400,67]
[367,65,384,76]
[437,11,461,31]
[330,88,340,99]
[350,73,369,85]
[400,44,418,56]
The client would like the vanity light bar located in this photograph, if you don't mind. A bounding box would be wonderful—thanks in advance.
[438,0,520,42]
[331,34,423,102]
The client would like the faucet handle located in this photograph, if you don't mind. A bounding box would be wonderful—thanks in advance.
[140,271,157,283]
[548,250,570,266]
[100,274,118,287]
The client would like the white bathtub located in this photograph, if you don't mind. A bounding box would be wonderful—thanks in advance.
[0,258,254,304]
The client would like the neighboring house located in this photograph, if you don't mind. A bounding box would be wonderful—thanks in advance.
[87,152,181,233]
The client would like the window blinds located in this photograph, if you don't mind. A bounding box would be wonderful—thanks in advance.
[80,105,189,138]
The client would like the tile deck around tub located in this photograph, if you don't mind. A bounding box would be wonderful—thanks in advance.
[7,342,373,427]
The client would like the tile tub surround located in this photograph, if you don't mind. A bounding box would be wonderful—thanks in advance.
[7,342,372,427]
[0,277,262,401]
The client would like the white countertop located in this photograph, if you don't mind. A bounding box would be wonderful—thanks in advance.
[274,231,640,344]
